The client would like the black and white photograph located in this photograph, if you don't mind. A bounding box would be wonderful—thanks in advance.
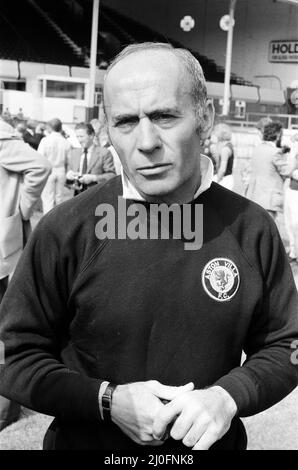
[0,0,297,454]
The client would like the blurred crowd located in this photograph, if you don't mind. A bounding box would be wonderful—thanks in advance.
[204,118,298,265]
[1,107,121,213]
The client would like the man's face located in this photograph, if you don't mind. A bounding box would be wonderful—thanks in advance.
[75,128,94,149]
[104,50,213,203]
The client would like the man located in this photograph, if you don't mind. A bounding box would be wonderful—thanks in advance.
[0,43,297,450]
[0,118,51,430]
[90,117,122,176]
[23,119,44,150]
[211,123,234,190]
[278,133,298,264]
[38,118,71,214]
[66,122,115,196]
[246,121,285,221]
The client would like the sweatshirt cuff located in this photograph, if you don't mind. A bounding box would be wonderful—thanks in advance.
[213,369,259,417]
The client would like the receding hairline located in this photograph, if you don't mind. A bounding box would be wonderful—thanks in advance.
[106,46,184,74]
[104,49,190,91]
[103,43,207,117]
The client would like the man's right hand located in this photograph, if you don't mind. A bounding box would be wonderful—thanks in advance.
[110,380,194,446]
[66,170,79,181]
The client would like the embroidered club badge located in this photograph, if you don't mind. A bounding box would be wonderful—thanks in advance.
[202,258,240,302]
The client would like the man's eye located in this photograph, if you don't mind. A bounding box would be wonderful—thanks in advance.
[152,114,176,124]
[115,118,138,128]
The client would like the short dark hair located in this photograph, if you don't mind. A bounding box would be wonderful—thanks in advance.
[47,118,62,133]
[263,121,283,142]
[75,122,95,135]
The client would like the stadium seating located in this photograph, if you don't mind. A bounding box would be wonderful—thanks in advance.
[0,0,85,65]
[0,0,252,85]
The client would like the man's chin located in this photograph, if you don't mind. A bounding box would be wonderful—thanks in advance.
[137,183,179,203]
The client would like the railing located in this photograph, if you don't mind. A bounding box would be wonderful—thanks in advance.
[224,112,298,130]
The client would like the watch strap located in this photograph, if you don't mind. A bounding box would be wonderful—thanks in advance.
[102,382,116,421]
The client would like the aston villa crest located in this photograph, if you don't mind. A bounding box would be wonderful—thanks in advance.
[202,258,240,302]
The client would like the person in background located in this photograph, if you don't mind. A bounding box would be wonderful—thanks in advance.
[66,122,115,196]
[211,123,234,190]
[0,118,51,431]
[16,108,24,120]
[90,118,102,147]
[241,117,273,196]
[1,108,11,122]
[278,133,298,264]
[38,118,71,214]
[255,117,273,145]
[203,137,216,172]
[246,121,285,222]
[23,119,44,150]
[14,122,27,140]
[90,115,122,176]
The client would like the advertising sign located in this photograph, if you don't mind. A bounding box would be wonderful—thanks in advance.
[269,40,298,63]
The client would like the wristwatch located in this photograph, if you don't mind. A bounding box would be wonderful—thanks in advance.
[102,382,117,421]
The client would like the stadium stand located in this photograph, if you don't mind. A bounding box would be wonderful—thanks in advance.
[0,0,85,66]
[0,0,253,85]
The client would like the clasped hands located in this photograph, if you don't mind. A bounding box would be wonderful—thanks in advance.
[111,380,237,450]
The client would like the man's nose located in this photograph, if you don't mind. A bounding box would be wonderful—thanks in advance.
[137,118,161,153]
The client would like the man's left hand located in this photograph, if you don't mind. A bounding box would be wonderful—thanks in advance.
[152,386,237,450]
[79,174,96,185]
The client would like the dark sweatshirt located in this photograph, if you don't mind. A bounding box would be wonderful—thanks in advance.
[0,177,297,450]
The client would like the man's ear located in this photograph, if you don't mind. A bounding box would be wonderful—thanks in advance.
[198,99,215,140]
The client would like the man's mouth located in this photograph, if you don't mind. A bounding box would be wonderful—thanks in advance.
[137,163,172,175]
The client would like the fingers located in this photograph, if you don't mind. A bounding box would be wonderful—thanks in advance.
[152,396,184,440]
[147,380,194,401]
[192,430,218,450]
[181,420,209,448]
[148,381,194,440]
[169,409,195,441]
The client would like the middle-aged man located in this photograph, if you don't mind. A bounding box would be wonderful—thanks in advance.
[0,43,297,451]
[66,122,116,196]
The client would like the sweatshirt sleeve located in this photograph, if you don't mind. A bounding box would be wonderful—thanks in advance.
[214,220,298,417]
[0,215,102,423]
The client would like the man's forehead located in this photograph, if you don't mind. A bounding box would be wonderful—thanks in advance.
[104,50,192,112]
[105,50,187,92]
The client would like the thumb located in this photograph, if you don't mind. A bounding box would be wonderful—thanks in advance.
[147,380,194,401]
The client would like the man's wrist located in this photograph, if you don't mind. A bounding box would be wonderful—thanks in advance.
[98,381,110,420]
[210,385,238,417]
[98,382,117,421]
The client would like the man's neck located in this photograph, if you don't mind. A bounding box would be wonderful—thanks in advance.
[137,172,201,205]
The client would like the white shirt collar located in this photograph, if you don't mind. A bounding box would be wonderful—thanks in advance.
[121,154,214,202]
